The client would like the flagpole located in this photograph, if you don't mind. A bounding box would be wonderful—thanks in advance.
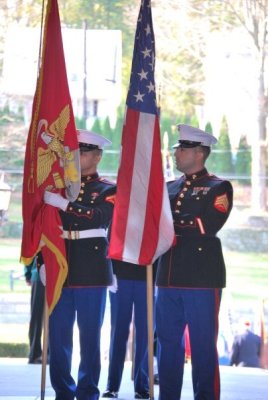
[38,3,49,397]
[38,0,46,73]
[146,264,154,399]
[40,300,49,400]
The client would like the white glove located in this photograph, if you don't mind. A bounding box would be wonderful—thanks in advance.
[44,191,69,211]
[39,264,46,286]
[108,274,118,293]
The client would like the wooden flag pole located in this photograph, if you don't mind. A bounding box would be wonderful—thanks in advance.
[41,299,49,400]
[146,264,154,399]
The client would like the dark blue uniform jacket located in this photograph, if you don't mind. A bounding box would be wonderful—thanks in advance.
[59,173,116,287]
[156,168,233,288]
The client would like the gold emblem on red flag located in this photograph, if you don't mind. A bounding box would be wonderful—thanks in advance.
[36,105,78,189]
[214,193,229,213]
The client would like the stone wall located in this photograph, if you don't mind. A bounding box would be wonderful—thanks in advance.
[219,213,268,253]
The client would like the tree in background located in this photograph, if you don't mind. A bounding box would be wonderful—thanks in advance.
[206,0,268,211]
[112,104,124,149]
[102,116,113,143]
[205,121,213,134]
[235,135,251,186]
[189,114,200,128]
[88,107,124,177]
[75,116,86,129]
[1,0,267,211]
[207,116,233,177]
[102,116,119,174]
[204,121,218,172]
[90,117,102,135]
[152,2,206,119]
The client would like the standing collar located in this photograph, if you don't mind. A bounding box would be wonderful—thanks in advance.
[81,172,99,182]
[184,168,208,181]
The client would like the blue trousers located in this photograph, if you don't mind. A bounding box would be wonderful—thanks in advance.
[106,279,149,394]
[28,278,45,362]
[49,287,107,400]
[155,288,221,400]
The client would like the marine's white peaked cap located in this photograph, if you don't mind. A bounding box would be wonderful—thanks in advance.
[173,124,218,148]
[78,129,112,149]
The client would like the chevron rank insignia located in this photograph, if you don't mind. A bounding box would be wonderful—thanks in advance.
[214,193,229,213]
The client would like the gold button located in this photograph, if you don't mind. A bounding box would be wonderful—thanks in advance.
[78,197,82,201]
[94,246,98,250]
[175,210,180,214]
[196,197,200,200]
[90,200,94,204]
[186,180,191,185]
[198,247,202,251]
[176,201,181,206]
[80,190,84,194]
[179,193,184,198]
[81,183,85,187]
[190,221,193,225]
[78,209,81,213]
[192,174,197,179]
[87,211,90,215]
[183,187,188,192]
[180,220,184,224]
[69,207,73,211]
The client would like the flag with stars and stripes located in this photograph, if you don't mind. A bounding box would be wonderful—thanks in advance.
[108,0,175,265]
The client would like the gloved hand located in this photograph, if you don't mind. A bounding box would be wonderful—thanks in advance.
[44,191,69,211]
[39,264,46,286]
[108,274,118,293]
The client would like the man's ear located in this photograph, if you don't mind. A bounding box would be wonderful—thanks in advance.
[94,152,102,165]
[196,148,205,163]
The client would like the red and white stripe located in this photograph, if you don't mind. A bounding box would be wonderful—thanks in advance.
[109,107,175,265]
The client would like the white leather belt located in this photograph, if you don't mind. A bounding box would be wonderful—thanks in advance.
[63,228,107,240]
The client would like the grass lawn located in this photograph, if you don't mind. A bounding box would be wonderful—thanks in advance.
[0,238,267,346]
[0,238,28,293]
[1,238,267,300]
[225,251,268,302]
[222,250,268,338]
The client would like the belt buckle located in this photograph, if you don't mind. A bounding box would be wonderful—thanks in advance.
[68,230,80,240]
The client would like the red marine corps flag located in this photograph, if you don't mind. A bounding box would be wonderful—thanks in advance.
[20,0,80,314]
[108,0,175,265]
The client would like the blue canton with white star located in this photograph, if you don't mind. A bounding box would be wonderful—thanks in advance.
[126,0,158,116]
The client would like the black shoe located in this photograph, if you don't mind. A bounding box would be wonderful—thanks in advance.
[135,392,150,399]
[28,356,42,364]
[102,390,118,398]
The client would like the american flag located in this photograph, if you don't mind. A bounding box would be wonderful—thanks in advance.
[108,0,175,265]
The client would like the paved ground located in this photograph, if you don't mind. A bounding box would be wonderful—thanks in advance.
[1,293,267,399]
[0,357,268,400]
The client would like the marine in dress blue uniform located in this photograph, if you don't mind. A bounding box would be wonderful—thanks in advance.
[155,124,233,400]
[24,255,45,364]
[103,260,153,399]
[44,130,116,400]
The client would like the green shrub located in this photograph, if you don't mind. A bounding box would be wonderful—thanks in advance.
[0,342,29,358]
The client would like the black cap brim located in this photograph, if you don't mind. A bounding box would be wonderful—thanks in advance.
[79,143,100,151]
[173,140,202,149]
